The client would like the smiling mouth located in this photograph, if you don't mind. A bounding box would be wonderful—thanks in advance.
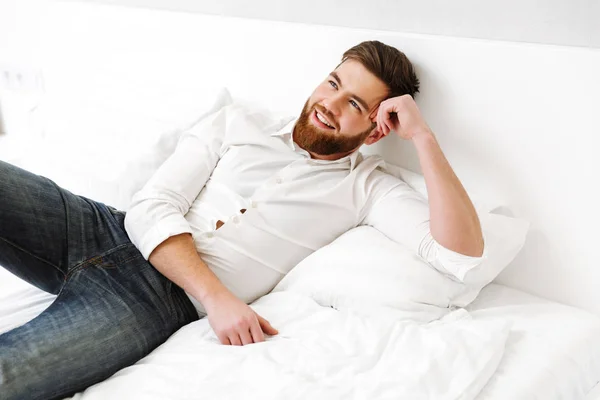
[313,109,335,129]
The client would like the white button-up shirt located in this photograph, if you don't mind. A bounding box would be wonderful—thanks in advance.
[124,102,485,316]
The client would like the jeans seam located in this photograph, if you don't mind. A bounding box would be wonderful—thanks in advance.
[46,176,72,274]
[0,235,66,279]
[65,243,138,281]
[164,280,180,327]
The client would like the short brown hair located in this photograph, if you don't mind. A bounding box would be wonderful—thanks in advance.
[339,40,420,98]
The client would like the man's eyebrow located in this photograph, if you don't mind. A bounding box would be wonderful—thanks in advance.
[330,71,371,111]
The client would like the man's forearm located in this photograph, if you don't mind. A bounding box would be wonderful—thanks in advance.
[148,233,227,304]
[412,131,484,257]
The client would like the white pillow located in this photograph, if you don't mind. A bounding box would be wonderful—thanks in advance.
[381,162,501,214]
[9,86,233,211]
[272,210,530,322]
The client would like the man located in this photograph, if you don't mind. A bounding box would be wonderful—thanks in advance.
[0,40,484,399]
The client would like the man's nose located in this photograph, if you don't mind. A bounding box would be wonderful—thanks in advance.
[322,96,343,116]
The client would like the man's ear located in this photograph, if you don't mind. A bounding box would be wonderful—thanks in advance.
[363,124,386,145]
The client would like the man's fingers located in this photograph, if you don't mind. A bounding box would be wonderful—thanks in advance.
[383,106,391,136]
[257,314,279,335]
[385,114,394,135]
[370,106,380,122]
[379,107,389,136]
[250,319,266,343]
[229,334,242,346]
[216,333,229,345]
[239,327,255,346]
[383,104,394,135]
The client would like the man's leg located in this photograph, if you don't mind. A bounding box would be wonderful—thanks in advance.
[0,242,199,400]
[0,160,200,398]
[0,159,127,294]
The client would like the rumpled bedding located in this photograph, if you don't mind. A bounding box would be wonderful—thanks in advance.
[71,291,511,400]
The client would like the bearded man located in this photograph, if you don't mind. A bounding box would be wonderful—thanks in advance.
[0,40,484,399]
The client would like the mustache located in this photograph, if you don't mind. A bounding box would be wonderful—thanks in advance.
[313,104,338,130]
[312,104,378,133]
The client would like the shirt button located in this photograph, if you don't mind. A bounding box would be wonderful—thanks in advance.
[206,232,214,238]
[232,216,240,224]
[275,177,283,184]
[251,200,258,208]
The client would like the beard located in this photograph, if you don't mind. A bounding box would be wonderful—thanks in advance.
[293,99,375,156]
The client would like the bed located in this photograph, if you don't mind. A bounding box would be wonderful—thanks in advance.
[466,285,600,399]
[1,268,599,399]
[1,0,600,398]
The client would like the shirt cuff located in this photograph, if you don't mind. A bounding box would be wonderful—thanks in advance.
[427,234,488,282]
[134,216,194,260]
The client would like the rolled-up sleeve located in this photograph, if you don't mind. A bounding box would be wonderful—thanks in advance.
[359,171,487,282]
[124,106,228,259]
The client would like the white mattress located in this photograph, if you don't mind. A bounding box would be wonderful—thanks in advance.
[1,266,600,399]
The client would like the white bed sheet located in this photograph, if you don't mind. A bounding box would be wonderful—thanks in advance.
[465,283,600,399]
[1,267,599,399]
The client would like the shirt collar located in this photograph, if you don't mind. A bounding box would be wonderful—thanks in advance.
[271,118,361,170]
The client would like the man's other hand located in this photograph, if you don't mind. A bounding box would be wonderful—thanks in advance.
[203,289,279,345]
[371,94,433,141]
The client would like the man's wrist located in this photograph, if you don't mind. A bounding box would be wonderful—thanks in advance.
[197,282,228,308]
[411,128,436,147]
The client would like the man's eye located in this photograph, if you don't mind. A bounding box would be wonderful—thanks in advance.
[328,80,338,89]
[350,100,360,110]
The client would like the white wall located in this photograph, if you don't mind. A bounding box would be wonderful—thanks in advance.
[0,0,47,136]
[0,0,45,65]
[1,0,598,135]
[1,1,598,317]
[80,0,600,49]
[1,1,600,317]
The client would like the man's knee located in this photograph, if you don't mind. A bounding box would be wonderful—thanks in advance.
[0,356,24,400]
[0,345,55,400]
[0,332,107,400]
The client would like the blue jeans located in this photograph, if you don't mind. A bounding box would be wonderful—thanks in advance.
[0,160,200,399]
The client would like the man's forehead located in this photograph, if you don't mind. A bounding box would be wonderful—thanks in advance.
[333,60,389,111]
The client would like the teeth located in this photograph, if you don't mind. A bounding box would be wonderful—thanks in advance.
[316,111,333,128]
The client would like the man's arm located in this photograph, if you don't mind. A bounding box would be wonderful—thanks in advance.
[148,233,278,345]
[124,108,229,260]
[149,233,225,307]
[374,95,484,257]
[411,131,483,257]
[125,105,277,345]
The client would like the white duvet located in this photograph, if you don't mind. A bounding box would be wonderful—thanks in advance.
[72,291,511,400]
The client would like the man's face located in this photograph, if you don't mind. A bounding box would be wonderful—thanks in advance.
[294,59,389,157]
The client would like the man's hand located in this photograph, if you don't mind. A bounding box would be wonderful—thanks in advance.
[371,95,485,258]
[372,94,433,141]
[203,289,279,346]
[146,233,278,346]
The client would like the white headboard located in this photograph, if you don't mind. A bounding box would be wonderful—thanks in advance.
[29,1,600,316]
